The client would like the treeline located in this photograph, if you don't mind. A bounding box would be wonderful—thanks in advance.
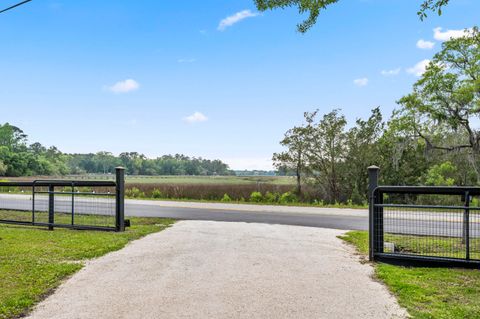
[0,124,232,177]
[274,27,480,204]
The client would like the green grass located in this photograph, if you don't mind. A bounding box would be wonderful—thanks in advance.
[383,233,480,260]
[339,231,480,319]
[0,215,174,319]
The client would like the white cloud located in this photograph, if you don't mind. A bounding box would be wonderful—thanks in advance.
[106,79,139,94]
[433,27,472,41]
[407,59,430,76]
[416,39,435,49]
[184,112,208,123]
[353,78,369,87]
[381,68,401,76]
[218,10,258,31]
[177,58,196,63]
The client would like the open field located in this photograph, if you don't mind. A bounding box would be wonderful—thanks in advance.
[340,231,480,319]
[2,175,310,204]
[0,216,174,319]
[6,175,297,185]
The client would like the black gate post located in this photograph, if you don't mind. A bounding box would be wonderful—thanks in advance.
[464,191,470,260]
[115,167,125,232]
[368,166,380,261]
[48,184,54,230]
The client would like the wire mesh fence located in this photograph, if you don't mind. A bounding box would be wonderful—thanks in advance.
[371,186,480,266]
[0,171,125,231]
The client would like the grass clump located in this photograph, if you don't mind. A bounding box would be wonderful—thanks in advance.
[221,193,232,202]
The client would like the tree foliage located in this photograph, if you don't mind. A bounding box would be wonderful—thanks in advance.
[397,27,480,180]
[254,0,451,32]
[0,123,232,177]
[272,125,308,194]
[275,29,480,203]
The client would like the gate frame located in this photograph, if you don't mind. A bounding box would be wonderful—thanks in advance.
[368,166,480,268]
[0,167,126,232]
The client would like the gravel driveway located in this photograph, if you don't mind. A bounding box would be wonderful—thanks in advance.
[27,221,407,319]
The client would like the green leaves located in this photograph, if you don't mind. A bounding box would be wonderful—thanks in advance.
[254,0,339,33]
[255,0,451,32]
[395,26,480,182]
[418,0,450,21]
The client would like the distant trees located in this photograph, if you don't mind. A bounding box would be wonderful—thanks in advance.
[0,123,68,176]
[0,123,233,177]
[273,109,382,203]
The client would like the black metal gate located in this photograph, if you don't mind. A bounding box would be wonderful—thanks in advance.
[0,167,126,232]
[368,166,480,267]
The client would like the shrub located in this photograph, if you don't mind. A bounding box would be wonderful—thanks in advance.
[350,187,365,205]
[221,193,232,202]
[264,191,280,203]
[249,191,263,203]
[279,191,297,204]
[151,189,163,199]
[125,187,145,198]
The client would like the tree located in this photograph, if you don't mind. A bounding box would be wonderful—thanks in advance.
[273,125,308,195]
[304,109,347,203]
[254,0,451,32]
[0,123,27,151]
[0,160,6,176]
[424,161,456,186]
[397,27,480,181]
[344,107,383,203]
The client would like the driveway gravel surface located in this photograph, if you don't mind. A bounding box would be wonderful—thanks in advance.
[27,221,407,319]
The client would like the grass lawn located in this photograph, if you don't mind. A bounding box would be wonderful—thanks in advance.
[0,216,174,319]
[340,231,480,319]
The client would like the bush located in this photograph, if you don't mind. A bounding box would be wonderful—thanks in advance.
[279,191,297,204]
[221,193,232,202]
[125,187,145,198]
[151,188,163,199]
[249,191,263,203]
[264,191,280,203]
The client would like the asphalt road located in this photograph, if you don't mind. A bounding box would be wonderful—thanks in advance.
[126,202,369,230]
[0,193,368,230]
[1,194,479,237]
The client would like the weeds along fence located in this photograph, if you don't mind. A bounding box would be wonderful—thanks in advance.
[0,168,126,232]
[368,166,480,268]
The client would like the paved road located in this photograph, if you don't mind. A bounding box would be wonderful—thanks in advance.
[27,221,407,319]
[0,193,368,230]
[2,194,479,237]
[125,201,369,230]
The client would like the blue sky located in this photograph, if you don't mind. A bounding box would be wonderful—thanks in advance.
[1,0,478,170]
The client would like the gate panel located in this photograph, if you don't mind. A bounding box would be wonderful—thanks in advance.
[369,182,480,267]
[0,167,126,232]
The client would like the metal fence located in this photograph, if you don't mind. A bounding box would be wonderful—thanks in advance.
[368,166,480,267]
[0,167,126,231]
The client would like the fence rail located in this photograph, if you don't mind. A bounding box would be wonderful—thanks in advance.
[368,166,480,268]
[0,167,126,232]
